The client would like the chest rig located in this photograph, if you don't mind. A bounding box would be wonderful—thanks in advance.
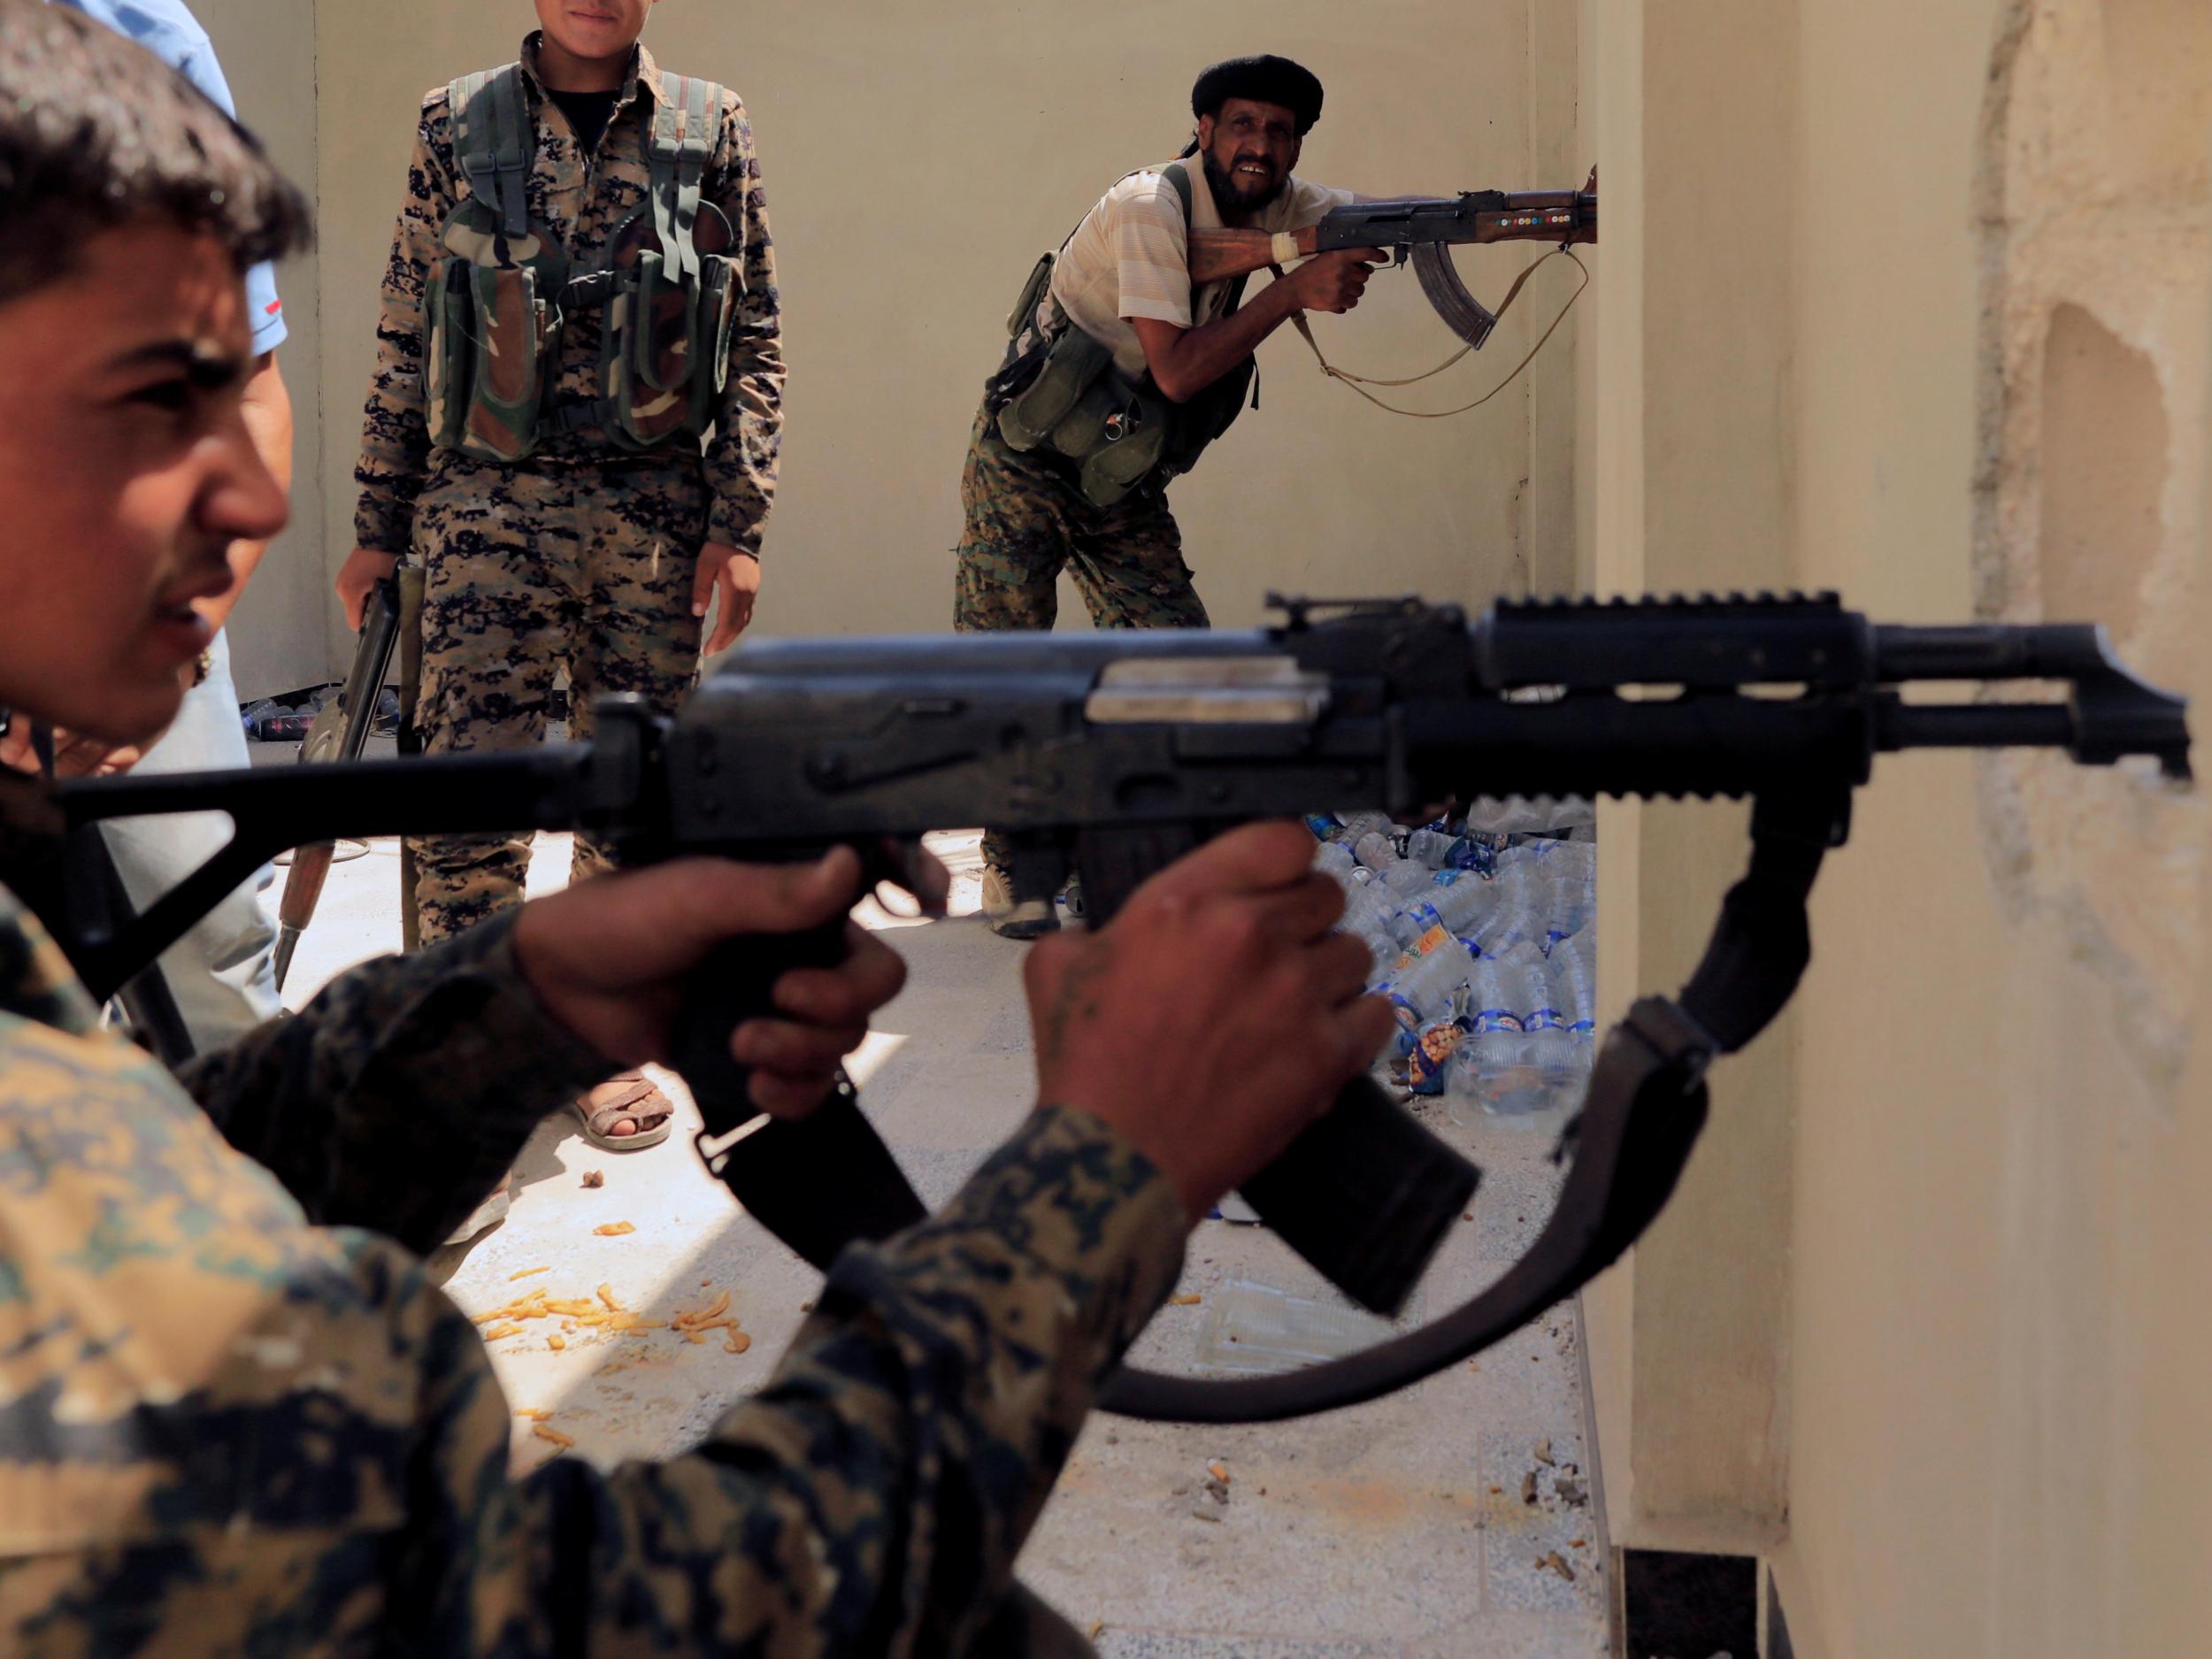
[989,162,1257,509]
[423,64,743,463]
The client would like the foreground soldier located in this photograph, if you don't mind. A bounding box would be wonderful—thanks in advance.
[956,55,1393,937]
[4,0,296,1055]
[0,10,1388,1652]
[340,0,787,1153]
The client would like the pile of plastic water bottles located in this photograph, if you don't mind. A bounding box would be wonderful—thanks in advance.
[1309,801,1598,1120]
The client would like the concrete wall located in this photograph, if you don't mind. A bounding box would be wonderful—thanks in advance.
[190,0,326,697]
[1582,1,2212,1653]
[1579,0,1800,1555]
[291,0,1581,665]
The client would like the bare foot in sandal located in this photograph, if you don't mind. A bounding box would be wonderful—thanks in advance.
[576,1071,675,1150]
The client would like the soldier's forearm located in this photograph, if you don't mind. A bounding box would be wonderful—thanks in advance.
[672,1107,1186,1641]
[181,917,607,1253]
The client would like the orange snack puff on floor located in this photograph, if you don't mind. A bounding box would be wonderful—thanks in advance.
[594,1222,636,1237]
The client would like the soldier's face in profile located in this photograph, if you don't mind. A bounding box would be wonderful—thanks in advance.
[0,221,286,746]
[535,0,659,62]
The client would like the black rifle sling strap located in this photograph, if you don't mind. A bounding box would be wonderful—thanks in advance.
[1275,246,1590,419]
[1095,801,1832,1424]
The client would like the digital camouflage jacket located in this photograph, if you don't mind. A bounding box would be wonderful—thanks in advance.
[354,33,786,558]
[0,864,1185,1655]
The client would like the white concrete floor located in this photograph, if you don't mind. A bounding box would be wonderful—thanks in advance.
[277,803,1609,1657]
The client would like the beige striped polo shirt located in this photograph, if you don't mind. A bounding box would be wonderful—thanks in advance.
[1044,158,1356,378]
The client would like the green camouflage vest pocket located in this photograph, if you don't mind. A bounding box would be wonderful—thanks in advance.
[424,210,565,463]
[997,324,1113,453]
[597,204,739,450]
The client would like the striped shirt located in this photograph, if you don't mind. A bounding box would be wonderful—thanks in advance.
[1046,159,1355,377]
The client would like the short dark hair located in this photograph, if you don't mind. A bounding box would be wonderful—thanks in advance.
[0,0,311,306]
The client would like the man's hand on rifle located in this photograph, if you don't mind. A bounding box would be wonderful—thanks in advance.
[1283,247,1386,315]
[511,847,942,1118]
[336,547,400,633]
[1024,822,1393,1222]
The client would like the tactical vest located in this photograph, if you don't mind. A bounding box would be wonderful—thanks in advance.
[422,64,743,463]
[990,162,1258,510]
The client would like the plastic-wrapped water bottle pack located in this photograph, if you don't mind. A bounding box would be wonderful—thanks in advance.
[1307,804,1599,1121]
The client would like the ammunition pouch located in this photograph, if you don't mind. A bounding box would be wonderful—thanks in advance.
[428,65,736,463]
[425,205,567,463]
[988,160,1254,510]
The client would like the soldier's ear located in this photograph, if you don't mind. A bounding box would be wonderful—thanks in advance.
[1195,113,1217,151]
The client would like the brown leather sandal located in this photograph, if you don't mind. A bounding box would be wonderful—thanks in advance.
[573,1071,675,1151]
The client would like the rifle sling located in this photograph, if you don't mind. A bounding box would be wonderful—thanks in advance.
[1096,805,1825,1423]
[1281,246,1588,419]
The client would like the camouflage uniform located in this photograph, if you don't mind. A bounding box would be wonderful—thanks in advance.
[954,407,1210,887]
[0,805,1187,1654]
[951,410,1210,634]
[356,33,783,945]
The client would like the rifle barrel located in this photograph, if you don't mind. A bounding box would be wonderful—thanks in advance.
[1876,703,2077,751]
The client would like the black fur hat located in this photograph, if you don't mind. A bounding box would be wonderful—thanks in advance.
[1190,55,1325,135]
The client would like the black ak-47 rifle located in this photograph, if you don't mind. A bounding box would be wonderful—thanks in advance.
[1187,170,1598,349]
[271,577,400,990]
[50,593,2189,1423]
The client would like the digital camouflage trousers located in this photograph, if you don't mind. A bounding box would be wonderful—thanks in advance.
[952,403,1209,884]
[408,454,707,945]
[951,405,1209,633]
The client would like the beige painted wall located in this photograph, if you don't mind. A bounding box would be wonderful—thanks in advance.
[1580,0,1800,1552]
[304,0,1584,660]
[190,0,326,697]
[1585,1,2212,1654]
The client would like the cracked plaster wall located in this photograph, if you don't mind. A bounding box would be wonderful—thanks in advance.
[1783,1,2212,1654]
[1586,2,2212,1654]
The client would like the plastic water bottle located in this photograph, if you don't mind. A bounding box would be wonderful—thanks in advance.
[1334,810,1394,844]
[1500,940,1560,1033]
[1313,840,1360,884]
[1379,859,1435,899]
[1406,826,1470,870]
[1352,830,1403,872]
[1466,854,1543,957]
[1336,877,1406,956]
[1532,841,1597,950]
[1458,956,1548,1116]
[1417,873,1494,940]
[1549,929,1597,1031]
[1374,949,1472,1053]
